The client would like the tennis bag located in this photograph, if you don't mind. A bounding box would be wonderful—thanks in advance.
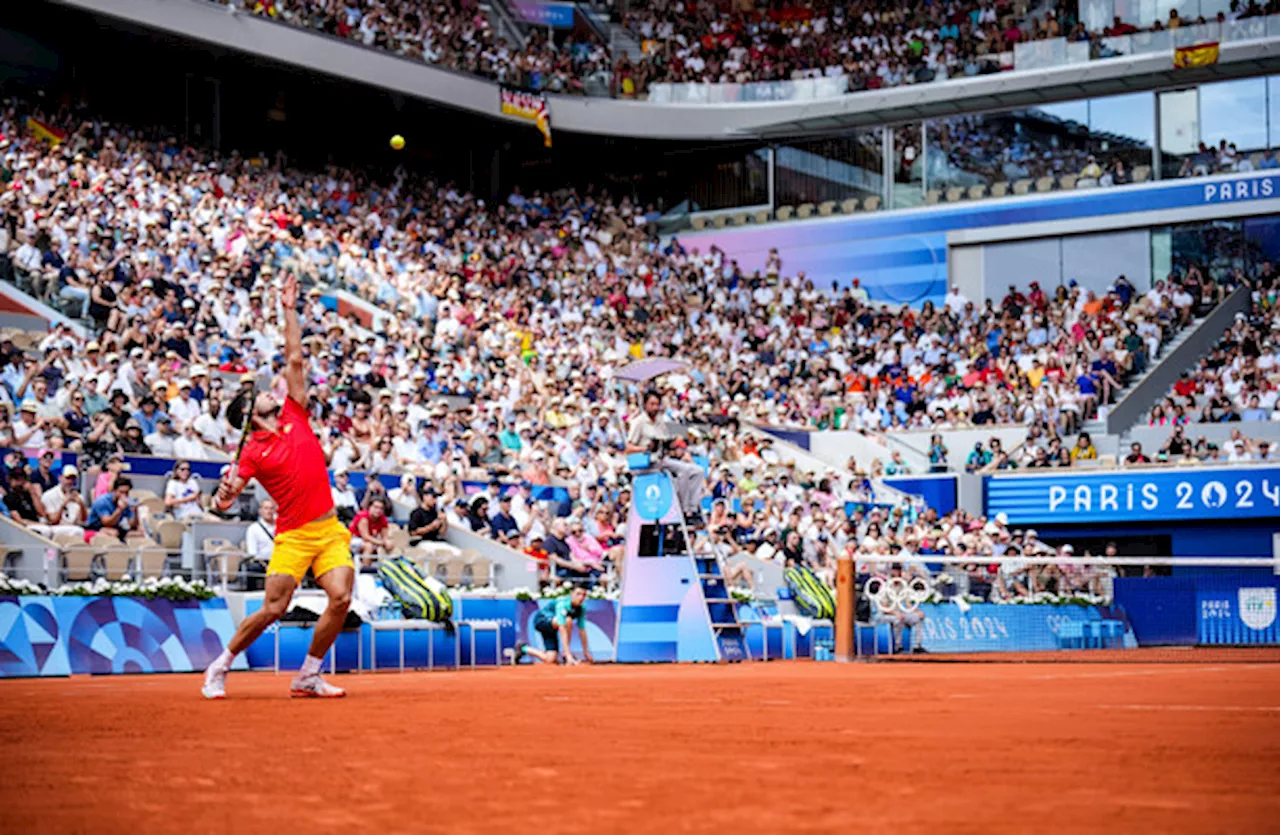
[785,565,836,620]
[377,556,454,627]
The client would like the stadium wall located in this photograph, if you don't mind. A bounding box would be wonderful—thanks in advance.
[680,171,1280,304]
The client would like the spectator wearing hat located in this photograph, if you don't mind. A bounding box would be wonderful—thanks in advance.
[132,395,169,436]
[408,488,447,545]
[168,379,201,429]
[31,464,87,539]
[145,416,180,457]
[13,402,47,448]
[31,449,59,492]
[118,419,149,454]
[330,469,359,525]
[102,390,130,431]
[488,494,521,546]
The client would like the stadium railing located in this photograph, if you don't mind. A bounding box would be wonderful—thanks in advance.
[648,75,849,105]
[1027,15,1280,73]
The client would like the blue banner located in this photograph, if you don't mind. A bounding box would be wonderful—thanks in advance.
[985,466,1280,525]
[883,474,957,516]
[0,596,243,678]
[509,0,575,27]
[916,602,1133,653]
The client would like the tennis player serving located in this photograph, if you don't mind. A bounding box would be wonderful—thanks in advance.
[201,275,354,700]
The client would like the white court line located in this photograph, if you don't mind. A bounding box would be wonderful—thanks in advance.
[759,699,792,705]
[1097,704,1280,713]
[1030,664,1276,681]
[542,695,571,701]
[653,697,723,704]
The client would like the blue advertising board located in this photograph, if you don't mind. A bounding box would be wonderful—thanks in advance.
[883,474,957,516]
[915,602,1133,653]
[985,466,1280,525]
[0,596,243,678]
[1197,581,1279,645]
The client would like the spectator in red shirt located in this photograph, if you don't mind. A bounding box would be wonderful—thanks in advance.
[350,497,393,567]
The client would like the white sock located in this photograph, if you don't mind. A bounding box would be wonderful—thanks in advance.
[299,654,324,677]
[212,649,235,673]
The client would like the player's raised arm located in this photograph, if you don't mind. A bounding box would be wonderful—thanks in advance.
[280,275,307,405]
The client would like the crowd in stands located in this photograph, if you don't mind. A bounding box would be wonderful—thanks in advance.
[0,90,1264,593]
[210,0,611,94]
[926,114,1147,193]
[1175,141,1280,178]
[207,0,1280,99]
[1147,265,1280,429]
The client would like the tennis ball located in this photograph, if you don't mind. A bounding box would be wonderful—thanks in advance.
[390,134,405,150]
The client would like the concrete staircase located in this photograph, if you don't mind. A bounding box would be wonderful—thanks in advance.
[605,19,645,62]
[1079,316,1206,438]
[481,0,527,49]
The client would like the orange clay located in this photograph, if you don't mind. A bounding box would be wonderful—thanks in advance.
[1,657,1278,834]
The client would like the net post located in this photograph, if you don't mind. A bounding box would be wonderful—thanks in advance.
[835,555,854,663]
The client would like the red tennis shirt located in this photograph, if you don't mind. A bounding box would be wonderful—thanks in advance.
[236,396,334,533]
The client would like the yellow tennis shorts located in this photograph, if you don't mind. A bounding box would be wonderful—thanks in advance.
[267,516,354,583]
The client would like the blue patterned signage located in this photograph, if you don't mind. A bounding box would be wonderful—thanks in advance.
[0,596,243,677]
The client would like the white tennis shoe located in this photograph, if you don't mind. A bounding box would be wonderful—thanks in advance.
[201,664,227,700]
[289,673,346,699]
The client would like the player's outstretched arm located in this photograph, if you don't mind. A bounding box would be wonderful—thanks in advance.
[280,275,307,405]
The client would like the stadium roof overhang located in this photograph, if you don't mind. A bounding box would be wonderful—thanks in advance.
[739,39,1280,140]
[51,0,1280,142]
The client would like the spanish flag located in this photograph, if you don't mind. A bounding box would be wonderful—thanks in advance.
[1174,41,1220,69]
[26,117,66,145]
[500,87,552,148]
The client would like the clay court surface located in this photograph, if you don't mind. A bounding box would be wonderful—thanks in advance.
[3,659,1279,835]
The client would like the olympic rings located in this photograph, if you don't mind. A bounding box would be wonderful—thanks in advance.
[863,573,933,613]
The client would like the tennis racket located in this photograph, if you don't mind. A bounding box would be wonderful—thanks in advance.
[217,385,255,511]
[230,384,256,466]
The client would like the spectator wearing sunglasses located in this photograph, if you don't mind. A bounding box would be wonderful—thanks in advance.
[164,460,207,522]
